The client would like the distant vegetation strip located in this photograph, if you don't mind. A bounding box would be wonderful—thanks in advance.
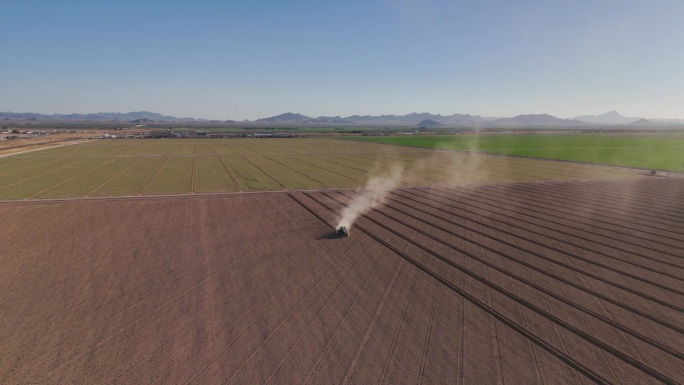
[0,138,640,200]
[348,135,684,171]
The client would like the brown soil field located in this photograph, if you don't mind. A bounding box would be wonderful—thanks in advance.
[0,132,106,157]
[0,139,92,157]
[1,176,682,384]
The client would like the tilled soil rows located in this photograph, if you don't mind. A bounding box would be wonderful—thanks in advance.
[1,176,682,384]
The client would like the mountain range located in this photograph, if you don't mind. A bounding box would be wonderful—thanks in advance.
[253,112,623,127]
[2,110,682,126]
[571,111,638,125]
[0,111,195,121]
[571,111,684,125]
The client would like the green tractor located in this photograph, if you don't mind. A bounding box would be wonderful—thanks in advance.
[337,226,349,237]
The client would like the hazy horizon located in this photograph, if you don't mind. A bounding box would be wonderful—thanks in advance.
[0,109,680,123]
[2,0,682,121]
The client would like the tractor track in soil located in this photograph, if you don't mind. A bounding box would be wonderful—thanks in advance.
[423,184,684,257]
[393,188,684,283]
[359,192,684,314]
[3,176,683,384]
[296,190,681,385]
[460,182,684,237]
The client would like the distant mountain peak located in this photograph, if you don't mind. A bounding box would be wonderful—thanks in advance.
[495,114,584,126]
[573,111,638,125]
[255,112,312,123]
[416,119,443,127]
[629,118,656,125]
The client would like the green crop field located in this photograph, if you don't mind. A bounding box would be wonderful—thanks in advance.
[349,134,684,171]
[0,138,642,200]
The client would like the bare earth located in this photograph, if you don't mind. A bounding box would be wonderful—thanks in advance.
[0,139,92,158]
[1,176,682,384]
[0,132,103,157]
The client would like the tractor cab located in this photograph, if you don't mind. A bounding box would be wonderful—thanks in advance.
[337,226,349,237]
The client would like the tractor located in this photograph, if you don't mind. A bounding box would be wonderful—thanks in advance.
[337,226,349,237]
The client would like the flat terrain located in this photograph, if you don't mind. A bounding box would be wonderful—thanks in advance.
[350,134,684,171]
[1,176,682,384]
[1,137,680,383]
[0,136,93,157]
[0,138,640,200]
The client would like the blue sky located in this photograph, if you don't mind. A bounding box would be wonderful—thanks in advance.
[2,0,682,120]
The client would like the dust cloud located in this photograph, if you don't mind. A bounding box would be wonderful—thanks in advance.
[411,133,494,186]
[337,133,503,230]
[337,164,404,229]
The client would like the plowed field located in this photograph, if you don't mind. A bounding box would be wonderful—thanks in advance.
[1,176,682,384]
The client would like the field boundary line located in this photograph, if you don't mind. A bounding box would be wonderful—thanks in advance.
[284,154,363,184]
[288,192,418,385]
[407,188,684,278]
[416,261,442,385]
[264,154,326,186]
[304,191,613,385]
[0,156,66,177]
[452,183,684,246]
[28,157,122,199]
[306,153,387,177]
[264,247,383,385]
[490,178,684,233]
[504,263,549,385]
[431,183,684,253]
[499,182,684,225]
[0,157,93,192]
[85,157,146,197]
[489,180,684,246]
[325,190,684,357]
[213,141,264,190]
[341,260,405,385]
[313,191,679,384]
[139,155,170,195]
[191,153,196,193]
[237,154,287,189]
[313,257,404,385]
[378,255,422,385]
[288,193,336,229]
[225,250,379,385]
[375,191,684,319]
[215,154,242,192]
[0,139,93,158]
[334,188,684,333]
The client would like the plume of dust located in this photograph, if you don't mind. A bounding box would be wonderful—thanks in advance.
[405,131,503,187]
[337,130,510,229]
[337,164,404,229]
[441,132,492,185]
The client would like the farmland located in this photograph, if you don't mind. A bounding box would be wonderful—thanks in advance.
[0,128,110,157]
[1,136,682,384]
[350,134,684,172]
[0,138,641,200]
[1,177,682,384]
